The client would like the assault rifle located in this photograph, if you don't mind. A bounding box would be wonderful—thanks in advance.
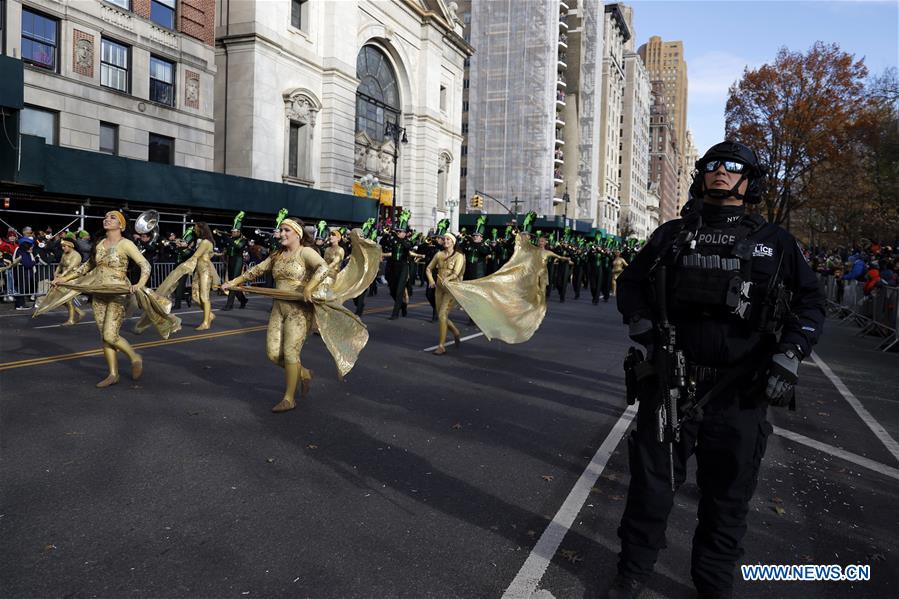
[652,266,687,491]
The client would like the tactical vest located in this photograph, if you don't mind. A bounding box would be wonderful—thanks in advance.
[671,215,765,324]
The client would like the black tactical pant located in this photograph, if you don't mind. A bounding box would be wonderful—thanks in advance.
[617,387,771,599]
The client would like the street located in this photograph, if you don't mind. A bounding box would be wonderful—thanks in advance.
[1,289,897,599]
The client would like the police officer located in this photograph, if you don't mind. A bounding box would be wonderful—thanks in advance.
[608,141,825,599]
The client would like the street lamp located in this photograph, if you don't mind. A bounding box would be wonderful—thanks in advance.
[360,173,380,198]
[445,197,459,232]
[385,121,408,222]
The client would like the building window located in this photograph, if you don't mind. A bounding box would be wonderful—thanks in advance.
[290,0,308,31]
[148,133,174,164]
[20,106,57,145]
[150,0,176,30]
[355,45,400,143]
[105,0,131,9]
[100,122,118,155]
[150,56,175,106]
[287,120,311,179]
[101,39,130,92]
[461,145,467,157]
[439,85,447,111]
[463,101,469,112]
[461,166,467,178]
[21,8,58,70]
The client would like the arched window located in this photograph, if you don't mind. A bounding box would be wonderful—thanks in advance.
[356,45,400,142]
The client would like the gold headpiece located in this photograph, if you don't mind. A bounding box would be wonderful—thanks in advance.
[444,233,457,245]
[281,218,304,237]
[108,210,127,229]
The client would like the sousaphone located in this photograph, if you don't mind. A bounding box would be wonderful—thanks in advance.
[134,210,160,245]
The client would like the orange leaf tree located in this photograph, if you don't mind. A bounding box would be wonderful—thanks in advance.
[725,42,869,225]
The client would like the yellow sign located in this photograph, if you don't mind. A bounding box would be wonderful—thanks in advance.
[353,181,393,206]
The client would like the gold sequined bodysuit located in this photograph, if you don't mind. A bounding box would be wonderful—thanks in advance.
[232,247,330,374]
[425,250,466,349]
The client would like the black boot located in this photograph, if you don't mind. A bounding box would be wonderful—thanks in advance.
[401,303,407,317]
[388,307,400,320]
[606,575,644,599]
[239,299,247,309]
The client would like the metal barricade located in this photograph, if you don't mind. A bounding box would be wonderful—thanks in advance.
[2,262,57,299]
[821,274,898,352]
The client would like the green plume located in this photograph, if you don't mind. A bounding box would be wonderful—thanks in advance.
[436,218,450,236]
[491,227,499,241]
[522,211,537,233]
[183,226,195,242]
[475,214,487,235]
[232,211,245,231]
[317,220,328,238]
[398,209,411,230]
[274,208,289,227]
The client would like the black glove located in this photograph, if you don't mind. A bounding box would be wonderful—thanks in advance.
[766,344,801,406]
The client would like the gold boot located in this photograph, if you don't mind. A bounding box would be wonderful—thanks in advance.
[97,347,120,388]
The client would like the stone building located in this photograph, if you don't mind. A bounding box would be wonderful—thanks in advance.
[214,0,471,232]
[4,0,216,169]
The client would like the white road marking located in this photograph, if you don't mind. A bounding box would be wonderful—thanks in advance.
[422,332,485,352]
[810,351,899,464]
[501,405,637,599]
[34,309,212,329]
[773,425,899,481]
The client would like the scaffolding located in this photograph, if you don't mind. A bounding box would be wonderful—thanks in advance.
[466,0,560,217]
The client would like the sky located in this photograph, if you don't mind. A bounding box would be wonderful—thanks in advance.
[629,0,899,155]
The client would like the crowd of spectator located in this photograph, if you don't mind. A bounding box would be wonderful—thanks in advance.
[806,241,898,298]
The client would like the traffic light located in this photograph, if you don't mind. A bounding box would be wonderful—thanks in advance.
[470,194,483,209]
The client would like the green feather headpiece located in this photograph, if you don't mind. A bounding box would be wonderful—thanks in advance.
[491,227,499,241]
[398,209,412,231]
[274,208,289,228]
[549,232,557,245]
[475,214,487,235]
[232,211,245,231]
[504,225,513,239]
[522,211,537,233]
[182,226,195,242]
[361,217,376,238]
[435,218,450,236]
[316,220,328,239]
[563,226,572,242]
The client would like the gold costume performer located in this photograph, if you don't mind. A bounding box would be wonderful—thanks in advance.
[35,211,182,388]
[323,231,345,278]
[442,233,568,345]
[222,220,379,412]
[425,233,465,355]
[56,239,85,325]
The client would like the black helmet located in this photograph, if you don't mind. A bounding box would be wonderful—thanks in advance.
[689,140,766,204]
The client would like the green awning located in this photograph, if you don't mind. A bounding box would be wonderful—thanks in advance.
[2,134,378,223]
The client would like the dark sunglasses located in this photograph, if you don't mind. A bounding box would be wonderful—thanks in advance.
[704,159,746,174]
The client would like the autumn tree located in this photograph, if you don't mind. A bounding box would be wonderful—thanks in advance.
[725,42,869,225]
